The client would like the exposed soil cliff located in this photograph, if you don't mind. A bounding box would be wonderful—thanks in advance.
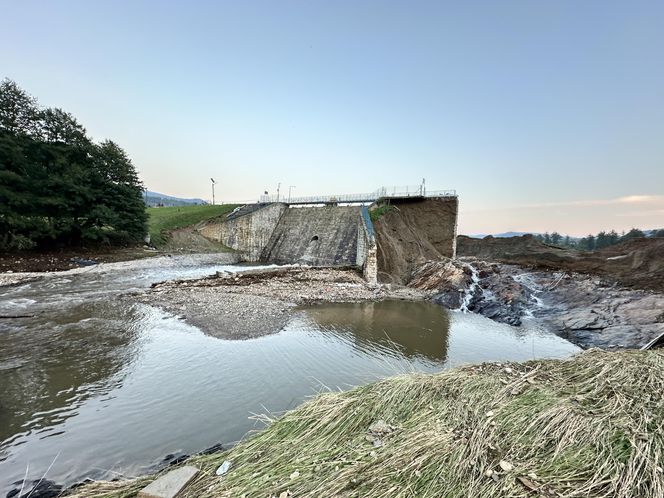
[457,235,664,292]
[373,198,458,284]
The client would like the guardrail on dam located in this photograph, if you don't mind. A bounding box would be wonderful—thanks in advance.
[259,185,456,205]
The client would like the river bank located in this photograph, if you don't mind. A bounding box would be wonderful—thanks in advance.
[408,257,664,350]
[0,247,160,274]
[67,349,664,498]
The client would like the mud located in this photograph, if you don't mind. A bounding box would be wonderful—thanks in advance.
[530,272,664,349]
[409,257,664,349]
[0,247,158,273]
[457,235,664,292]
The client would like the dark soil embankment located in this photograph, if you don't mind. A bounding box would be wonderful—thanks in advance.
[0,247,157,273]
[373,198,458,283]
[457,235,664,292]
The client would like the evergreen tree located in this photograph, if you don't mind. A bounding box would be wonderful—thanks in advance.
[621,228,645,241]
[0,78,40,135]
[0,79,147,250]
[607,230,619,245]
[550,232,562,245]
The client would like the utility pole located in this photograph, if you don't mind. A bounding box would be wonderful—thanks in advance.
[277,182,281,202]
[288,185,296,203]
[210,178,216,205]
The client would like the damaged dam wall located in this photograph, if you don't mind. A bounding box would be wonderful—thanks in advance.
[198,203,287,261]
[262,206,361,266]
[196,195,457,285]
[373,197,459,284]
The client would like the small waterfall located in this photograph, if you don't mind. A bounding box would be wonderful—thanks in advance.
[512,272,545,317]
[458,263,480,312]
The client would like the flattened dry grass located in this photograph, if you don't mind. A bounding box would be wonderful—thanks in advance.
[68,350,664,498]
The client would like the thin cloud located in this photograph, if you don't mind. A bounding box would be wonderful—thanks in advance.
[465,195,664,213]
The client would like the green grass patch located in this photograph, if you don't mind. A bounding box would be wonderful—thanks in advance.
[147,204,239,247]
[369,204,394,222]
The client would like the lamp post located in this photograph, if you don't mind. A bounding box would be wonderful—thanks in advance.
[277,182,281,202]
[288,185,296,203]
[210,178,216,205]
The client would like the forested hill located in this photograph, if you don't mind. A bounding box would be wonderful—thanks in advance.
[0,79,147,251]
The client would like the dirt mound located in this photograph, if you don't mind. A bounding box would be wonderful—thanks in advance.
[373,198,458,283]
[458,235,664,292]
[457,234,576,266]
[593,237,664,290]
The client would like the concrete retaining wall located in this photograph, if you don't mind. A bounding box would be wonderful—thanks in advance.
[357,207,378,284]
[198,203,287,261]
[261,206,360,266]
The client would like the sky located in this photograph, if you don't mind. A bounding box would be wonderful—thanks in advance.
[2,0,663,236]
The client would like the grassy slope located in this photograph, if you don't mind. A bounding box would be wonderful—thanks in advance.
[147,204,239,247]
[70,349,664,498]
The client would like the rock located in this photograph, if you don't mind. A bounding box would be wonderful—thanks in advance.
[7,480,62,498]
[368,420,394,436]
[69,257,97,267]
[138,466,199,498]
[162,452,189,466]
[431,291,463,309]
[199,442,224,455]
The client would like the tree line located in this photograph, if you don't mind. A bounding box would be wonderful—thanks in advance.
[0,79,147,251]
[534,227,664,251]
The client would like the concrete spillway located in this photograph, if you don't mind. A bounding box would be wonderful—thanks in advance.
[261,206,361,266]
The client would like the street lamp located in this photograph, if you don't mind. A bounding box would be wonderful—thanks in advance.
[210,178,216,205]
[277,182,281,202]
[288,185,296,203]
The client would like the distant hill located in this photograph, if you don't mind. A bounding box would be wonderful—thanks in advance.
[145,191,207,207]
[467,231,536,239]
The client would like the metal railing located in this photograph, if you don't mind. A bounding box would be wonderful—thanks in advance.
[258,185,456,205]
[360,206,375,240]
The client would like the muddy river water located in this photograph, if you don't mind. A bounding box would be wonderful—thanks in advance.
[0,255,579,493]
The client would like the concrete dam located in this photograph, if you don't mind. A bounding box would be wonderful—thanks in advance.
[198,189,458,283]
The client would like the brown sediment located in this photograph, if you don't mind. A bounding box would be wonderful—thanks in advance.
[457,235,664,293]
[373,197,458,284]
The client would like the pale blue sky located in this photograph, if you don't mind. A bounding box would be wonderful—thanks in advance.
[2,1,663,235]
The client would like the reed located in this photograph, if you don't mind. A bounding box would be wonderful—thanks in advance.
[68,349,664,498]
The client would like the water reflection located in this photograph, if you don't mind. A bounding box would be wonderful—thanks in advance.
[0,301,142,450]
[302,301,450,364]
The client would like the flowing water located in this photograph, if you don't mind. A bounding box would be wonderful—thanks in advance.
[0,255,579,494]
